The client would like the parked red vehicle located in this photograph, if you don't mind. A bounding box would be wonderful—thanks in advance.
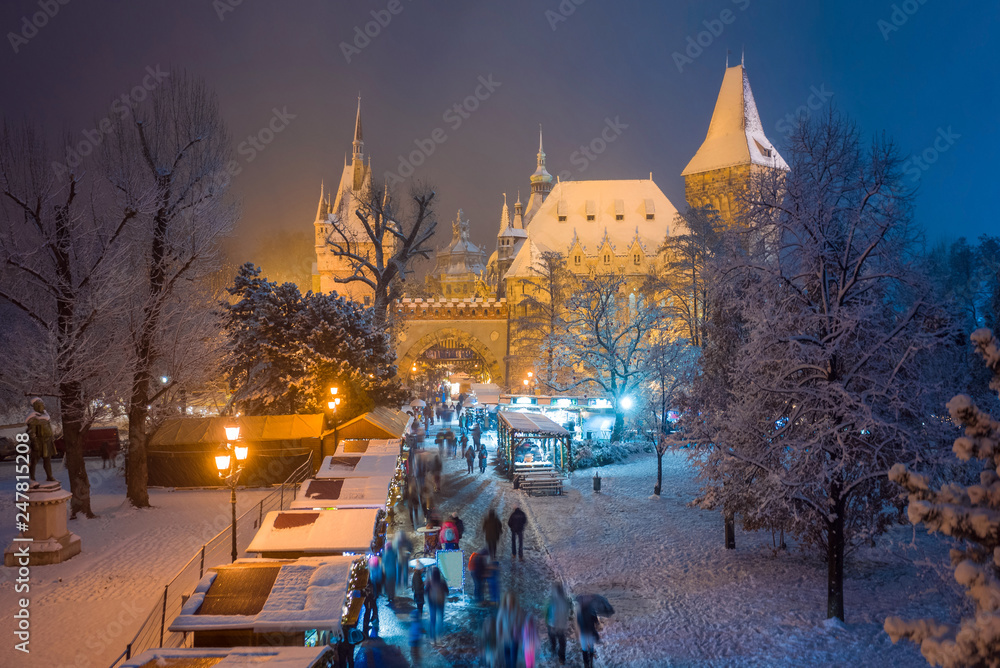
[55,426,120,458]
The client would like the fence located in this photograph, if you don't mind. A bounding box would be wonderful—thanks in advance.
[107,454,313,667]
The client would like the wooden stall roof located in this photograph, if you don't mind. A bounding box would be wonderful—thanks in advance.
[325,407,410,440]
[170,556,356,633]
[290,478,390,510]
[150,414,324,448]
[470,383,501,405]
[498,411,571,436]
[316,453,399,479]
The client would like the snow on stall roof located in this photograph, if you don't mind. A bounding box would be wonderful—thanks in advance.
[247,509,380,554]
[169,557,355,633]
[121,645,331,668]
[316,452,399,479]
[498,411,570,435]
[291,477,390,510]
[681,64,788,176]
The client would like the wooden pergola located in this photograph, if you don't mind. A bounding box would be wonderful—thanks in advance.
[497,411,573,477]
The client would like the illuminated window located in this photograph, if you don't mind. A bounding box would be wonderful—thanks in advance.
[633,254,641,265]
[574,255,581,265]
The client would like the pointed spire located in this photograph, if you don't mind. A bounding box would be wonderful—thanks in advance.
[500,194,510,231]
[315,181,328,220]
[352,95,364,164]
[538,124,544,153]
[530,124,553,191]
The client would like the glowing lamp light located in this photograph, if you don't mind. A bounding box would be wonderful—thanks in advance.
[328,401,336,410]
[234,445,249,461]
[523,379,529,386]
[330,387,339,396]
[224,425,240,441]
[621,396,634,410]
[527,372,533,378]
[215,454,231,472]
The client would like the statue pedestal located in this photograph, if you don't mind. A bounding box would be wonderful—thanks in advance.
[4,482,82,566]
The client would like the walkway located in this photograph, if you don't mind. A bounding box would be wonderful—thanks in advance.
[373,415,582,667]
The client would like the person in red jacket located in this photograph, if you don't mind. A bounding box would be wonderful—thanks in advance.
[439,518,460,550]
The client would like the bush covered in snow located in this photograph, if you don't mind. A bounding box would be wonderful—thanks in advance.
[885,328,1000,666]
[572,439,651,469]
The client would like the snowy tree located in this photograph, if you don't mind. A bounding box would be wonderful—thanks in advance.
[684,111,953,619]
[510,250,577,390]
[0,121,134,517]
[636,336,697,496]
[221,264,404,419]
[885,328,1000,666]
[555,270,666,442]
[101,72,238,508]
[658,206,719,348]
[323,181,437,329]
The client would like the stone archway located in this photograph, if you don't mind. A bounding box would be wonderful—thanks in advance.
[398,327,504,385]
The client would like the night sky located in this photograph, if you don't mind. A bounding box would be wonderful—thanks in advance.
[3,0,996,282]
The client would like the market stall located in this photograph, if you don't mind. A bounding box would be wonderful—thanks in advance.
[315,453,401,479]
[246,508,384,558]
[169,556,368,649]
[291,477,393,510]
[496,411,573,478]
[119,646,335,668]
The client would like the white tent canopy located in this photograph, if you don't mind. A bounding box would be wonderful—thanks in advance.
[316,453,400,479]
[247,509,381,555]
[291,478,391,510]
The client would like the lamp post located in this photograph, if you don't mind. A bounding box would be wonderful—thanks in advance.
[326,387,341,459]
[215,424,247,563]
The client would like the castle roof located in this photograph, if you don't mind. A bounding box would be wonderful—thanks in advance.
[681,64,788,176]
[505,178,680,279]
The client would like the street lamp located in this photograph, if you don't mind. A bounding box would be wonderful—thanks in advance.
[214,424,247,562]
[325,387,341,459]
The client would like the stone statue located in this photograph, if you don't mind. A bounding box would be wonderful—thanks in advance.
[26,397,56,484]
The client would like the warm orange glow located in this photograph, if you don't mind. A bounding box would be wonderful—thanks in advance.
[234,445,249,461]
[215,454,231,471]
[224,425,240,441]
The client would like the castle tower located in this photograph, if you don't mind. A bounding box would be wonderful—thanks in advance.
[493,193,528,298]
[351,95,365,192]
[524,126,553,225]
[681,62,788,223]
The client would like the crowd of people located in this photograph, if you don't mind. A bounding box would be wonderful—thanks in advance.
[361,401,604,667]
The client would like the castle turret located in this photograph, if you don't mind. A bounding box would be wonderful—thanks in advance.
[524,126,552,225]
[681,62,788,223]
[352,96,365,192]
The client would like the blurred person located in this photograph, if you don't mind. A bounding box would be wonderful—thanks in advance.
[496,592,522,668]
[426,566,448,643]
[408,609,424,666]
[479,445,488,474]
[483,508,503,559]
[393,531,413,588]
[465,443,475,473]
[439,515,460,550]
[382,541,398,604]
[545,583,571,664]
[507,505,527,560]
[576,598,600,668]
[469,548,487,603]
[521,614,540,668]
[411,563,425,618]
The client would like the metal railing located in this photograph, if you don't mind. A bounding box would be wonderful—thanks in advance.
[107,453,313,667]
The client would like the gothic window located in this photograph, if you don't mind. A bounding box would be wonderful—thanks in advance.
[604,254,611,264]
[574,255,581,265]
[558,215,567,222]
[587,215,595,221]
[615,215,624,221]
[633,253,641,265]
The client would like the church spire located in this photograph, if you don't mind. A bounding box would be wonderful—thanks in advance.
[529,125,553,195]
[315,181,328,220]
[352,94,364,162]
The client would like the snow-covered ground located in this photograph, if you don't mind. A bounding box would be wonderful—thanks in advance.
[0,459,270,668]
[524,451,965,667]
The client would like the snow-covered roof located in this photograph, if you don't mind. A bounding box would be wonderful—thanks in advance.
[292,477,391,510]
[499,411,571,436]
[150,414,324,448]
[326,408,410,440]
[247,509,381,554]
[315,453,400,480]
[120,646,332,668]
[681,64,789,176]
[505,179,679,279]
[169,557,357,634]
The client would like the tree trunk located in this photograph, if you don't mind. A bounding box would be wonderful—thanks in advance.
[60,380,94,518]
[126,373,151,508]
[654,450,663,496]
[610,410,625,442]
[724,512,736,549]
[827,488,846,620]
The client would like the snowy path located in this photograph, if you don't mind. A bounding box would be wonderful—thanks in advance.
[524,452,960,667]
[0,459,270,668]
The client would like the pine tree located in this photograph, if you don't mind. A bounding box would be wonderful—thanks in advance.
[885,328,1000,666]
